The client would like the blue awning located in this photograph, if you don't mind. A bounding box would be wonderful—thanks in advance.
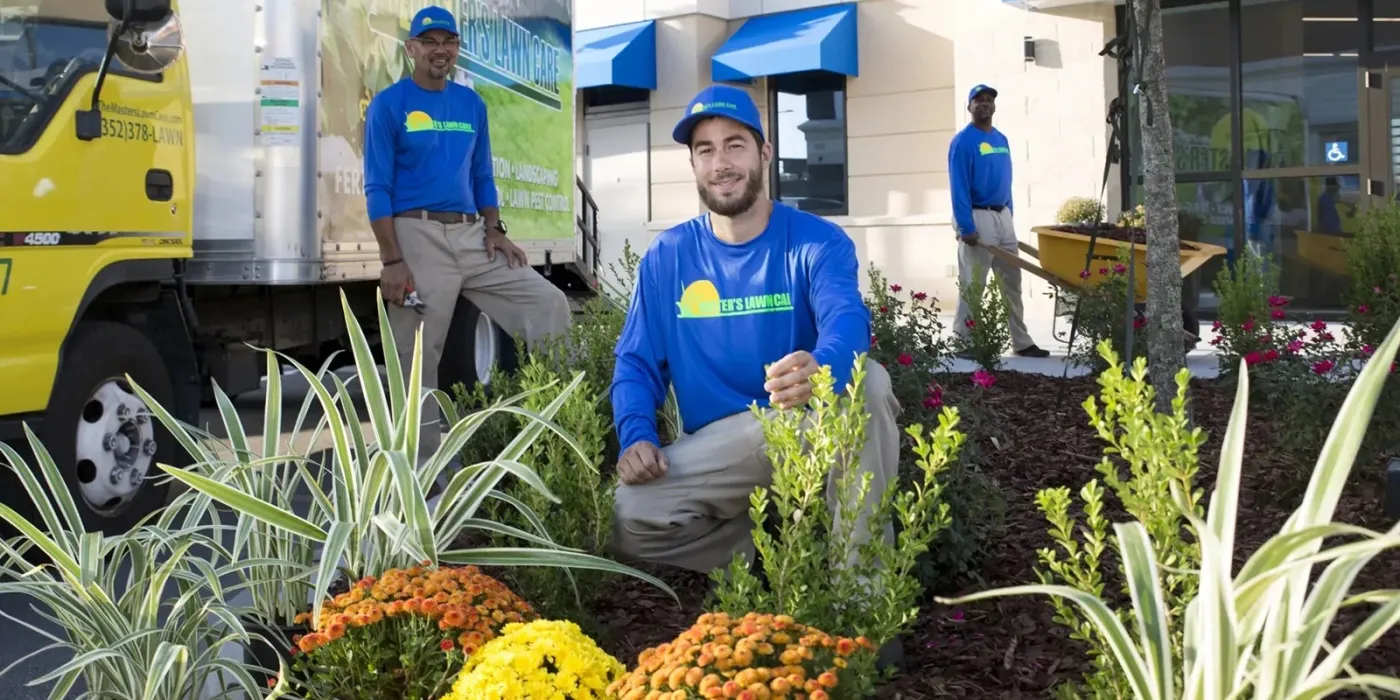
[711,3,859,83]
[575,20,657,90]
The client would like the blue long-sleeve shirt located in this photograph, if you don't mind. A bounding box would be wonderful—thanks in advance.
[610,202,871,453]
[948,123,1014,236]
[363,79,498,221]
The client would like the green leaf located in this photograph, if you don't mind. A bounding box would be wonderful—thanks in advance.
[159,467,327,541]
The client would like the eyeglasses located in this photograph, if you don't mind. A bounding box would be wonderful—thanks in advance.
[414,37,460,50]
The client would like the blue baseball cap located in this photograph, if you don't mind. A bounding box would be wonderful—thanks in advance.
[672,85,766,146]
[410,6,458,38]
[968,84,998,104]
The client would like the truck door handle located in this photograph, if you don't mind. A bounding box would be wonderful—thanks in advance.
[145,169,173,201]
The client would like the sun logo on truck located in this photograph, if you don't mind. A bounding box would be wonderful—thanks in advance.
[405,111,434,132]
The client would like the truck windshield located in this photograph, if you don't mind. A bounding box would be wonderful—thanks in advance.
[1,2,110,150]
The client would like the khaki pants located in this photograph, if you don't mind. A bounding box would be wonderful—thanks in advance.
[385,216,572,464]
[610,358,901,575]
[953,207,1035,351]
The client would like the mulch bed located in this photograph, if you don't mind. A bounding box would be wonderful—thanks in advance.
[587,371,1400,698]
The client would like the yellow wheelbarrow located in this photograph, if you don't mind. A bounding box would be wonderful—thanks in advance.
[981,225,1228,347]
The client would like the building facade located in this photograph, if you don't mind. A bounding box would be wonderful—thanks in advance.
[574,0,1399,318]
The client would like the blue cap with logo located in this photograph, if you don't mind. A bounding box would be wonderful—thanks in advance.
[410,6,458,38]
[968,84,998,104]
[672,84,765,145]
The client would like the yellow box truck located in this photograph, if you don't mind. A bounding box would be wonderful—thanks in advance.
[0,0,594,532]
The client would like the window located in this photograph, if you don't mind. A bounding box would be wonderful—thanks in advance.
[769,72,847,216]
[1240,0,1361,170]
[1130,180,1238,315]
[1128,2,1232,175]
[0,6,122,154]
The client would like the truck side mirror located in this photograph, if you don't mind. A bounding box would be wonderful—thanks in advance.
[105,0,172,23]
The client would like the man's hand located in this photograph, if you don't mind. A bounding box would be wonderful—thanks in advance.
[960,232,980,246]
[764,350,820,409]
[618,441,667,485]
[485,230,529,268]
[380,260,415,306]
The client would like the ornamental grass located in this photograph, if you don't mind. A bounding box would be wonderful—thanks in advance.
[608,612,876,700]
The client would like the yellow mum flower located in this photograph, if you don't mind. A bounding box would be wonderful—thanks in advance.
[443,619,624,700]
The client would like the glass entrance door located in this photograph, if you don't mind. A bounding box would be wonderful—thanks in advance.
[1363,65,1400,205]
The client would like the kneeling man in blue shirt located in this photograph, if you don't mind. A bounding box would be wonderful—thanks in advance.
[607,85,900,581]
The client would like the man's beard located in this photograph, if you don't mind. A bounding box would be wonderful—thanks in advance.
[698,166,764,217]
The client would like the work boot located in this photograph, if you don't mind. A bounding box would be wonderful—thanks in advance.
[1014,344,1050,358]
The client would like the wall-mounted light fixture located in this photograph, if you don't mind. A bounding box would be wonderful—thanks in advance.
[1024,36,1037,63]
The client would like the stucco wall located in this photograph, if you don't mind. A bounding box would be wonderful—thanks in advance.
[578,0,1120,327]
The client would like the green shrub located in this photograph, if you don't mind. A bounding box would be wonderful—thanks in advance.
[710,359,962,695]
[954,260,1012,370]
[1062,248,1146,371]
[1347,204,1400,351]
[477,352,618,631]
[1034,343,1205,698]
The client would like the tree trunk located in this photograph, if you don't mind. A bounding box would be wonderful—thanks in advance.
[1134,0,1186,413]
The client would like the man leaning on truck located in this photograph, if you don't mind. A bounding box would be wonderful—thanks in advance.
[363,6,571,465]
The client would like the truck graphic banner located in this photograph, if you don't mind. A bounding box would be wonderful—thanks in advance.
[318,0,575,244]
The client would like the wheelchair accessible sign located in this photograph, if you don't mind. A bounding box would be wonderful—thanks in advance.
[1325,141,1349,164]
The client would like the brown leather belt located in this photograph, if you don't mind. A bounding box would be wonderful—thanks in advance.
[396,209,478,224]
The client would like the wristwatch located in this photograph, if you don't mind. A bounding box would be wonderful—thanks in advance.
[493,220,508,236]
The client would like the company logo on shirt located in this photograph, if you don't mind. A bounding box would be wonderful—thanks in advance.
[978,142,1010,156]
[677,280,793,319]
[404,110,474,133]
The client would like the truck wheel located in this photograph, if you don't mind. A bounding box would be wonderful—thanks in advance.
[42,321,175,534]
[439,300,519,394]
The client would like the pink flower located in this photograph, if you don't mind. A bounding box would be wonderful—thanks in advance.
[1099,267,1109,276]
[1113,263,1127,274]
[1133,315,1146,329]
[1316,331,1335,343]
[922,396,942,409]
[1312,359,1335,375]
[1268,295,1289,307]
[870,334,878,347]
[964,318,976,329]
[891,284,902,293]
[913,291,928,301]
[898,353,914,366]
[1311,319,1327,332]
[1242,318,1255,332]
[1287,340,1304,353]
[971,370,996,388]
[1210,336,1222,346]
[1212,320,1223,331]
[1263,349,1279,362]
[879,306,888,314]
[1079,269,1092,279]
[1376,286,1384,295]
[1245,351,1263,365]
[1361,345,1375,357]
[1357,305,1369,315]
[1271,308,1286,320]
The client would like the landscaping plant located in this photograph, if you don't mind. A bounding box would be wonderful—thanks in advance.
[0,432,280,700]
[607,611,877,700]
[443,618,624,699]
[159,289,675,630]
[862,272,1006,590]
[1034,342,1206,698]
[1062,247,1148,371]
[1209,247,1279,374]
[939,316,1400,699]
[1346,203,1400,351]
[954,260,1012,370]
[710,358,962,693]
[477,351,619,628]
[287,565,534,699]
[1057,196,1107,226]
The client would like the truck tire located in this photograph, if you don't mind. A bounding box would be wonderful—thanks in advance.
[438,300,519,395]
[41,321,175,534]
